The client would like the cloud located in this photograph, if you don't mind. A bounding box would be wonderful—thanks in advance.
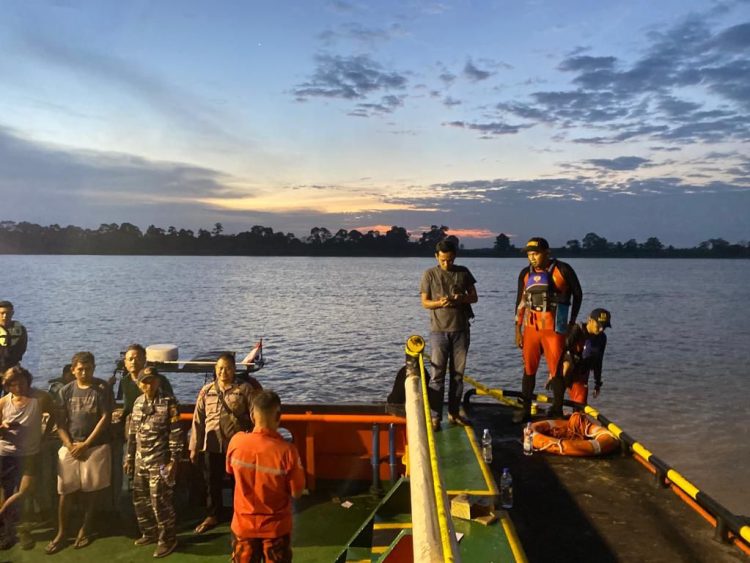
[460,12,750,145]
[0,125,242,226]
[317,22,406,46]
[558,55,617,72]
[586,156,652,171]
[15,31,234,142]
[463,60,493,82]
[326,0,358,13]
[444,120,528,136]
[439,72,457,85]
[292,54,408,114]
[712,21,750,50]
[349,94,406,117]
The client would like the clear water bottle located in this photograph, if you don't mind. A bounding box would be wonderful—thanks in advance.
[500,468,513,509]
[481,428,492,463]
[523,422,533,456]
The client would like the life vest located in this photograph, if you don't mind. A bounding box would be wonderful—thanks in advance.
[0,322,24,348]
[524,260,567,312]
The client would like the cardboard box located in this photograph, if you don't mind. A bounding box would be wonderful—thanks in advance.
[450,494,493,521]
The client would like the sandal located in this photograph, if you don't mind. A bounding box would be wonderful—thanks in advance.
[194,518,217,534]
[74,535,91,549]
[45,539,65,555]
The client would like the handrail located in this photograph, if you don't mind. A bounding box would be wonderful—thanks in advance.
[416,349,457,562]
[583,404,750,553]
[463,377,750,555]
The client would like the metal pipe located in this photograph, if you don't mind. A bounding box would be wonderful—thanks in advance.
[389,423,397,483]
[370,423,381,493]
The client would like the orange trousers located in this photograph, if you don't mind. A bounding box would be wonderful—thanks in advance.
[522,324,565,379]
[568,373,589,403]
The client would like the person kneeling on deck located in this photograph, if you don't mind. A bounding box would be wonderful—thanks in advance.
[124,367,183,558]
[563,308,611,404]
[46,351,114,554]
[227,391,305,563]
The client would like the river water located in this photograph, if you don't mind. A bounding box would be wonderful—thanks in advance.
[3,255,749,515]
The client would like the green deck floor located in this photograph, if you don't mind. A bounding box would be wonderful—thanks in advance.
[6,425,517,562]
[5,488,384,563]
[435,422,497,496]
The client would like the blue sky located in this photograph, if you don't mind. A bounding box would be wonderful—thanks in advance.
[1,0,749,247]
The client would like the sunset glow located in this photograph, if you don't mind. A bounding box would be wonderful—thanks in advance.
[1,1,748,247]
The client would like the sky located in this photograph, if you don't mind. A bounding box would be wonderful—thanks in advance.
[1,0,749,248]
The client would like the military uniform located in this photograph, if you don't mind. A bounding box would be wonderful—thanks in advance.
[0,320,27,373]
[126,390,183,548]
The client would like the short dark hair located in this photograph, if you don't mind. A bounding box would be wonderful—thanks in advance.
[2,365,32,387]
[435,239,457,254]
[253,390,281,415]
[216,352,235,365]
[0,301,13,310]
[71,351,95,368]
[126,343,146,357]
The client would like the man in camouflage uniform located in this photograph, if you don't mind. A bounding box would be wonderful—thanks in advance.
[0,301,27,374]
[124,367,183,558]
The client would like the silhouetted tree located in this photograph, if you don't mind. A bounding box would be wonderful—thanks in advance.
[582,232,608,252]
[419,225,449,250]
[494,233,512,254]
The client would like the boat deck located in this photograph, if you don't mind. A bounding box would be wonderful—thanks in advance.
[466,400,747,563]
[7,418,516,562]
[6,400,747,562]
[9,486,383,562]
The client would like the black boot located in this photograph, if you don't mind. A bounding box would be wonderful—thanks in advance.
[548,377,565,418]
[521,374,536,422]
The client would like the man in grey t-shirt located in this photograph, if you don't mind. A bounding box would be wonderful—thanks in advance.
[420,239,478,430]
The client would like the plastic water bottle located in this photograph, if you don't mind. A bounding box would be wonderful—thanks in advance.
[523,422,533,456]
[481,429,492,463]
[500,468,513,509]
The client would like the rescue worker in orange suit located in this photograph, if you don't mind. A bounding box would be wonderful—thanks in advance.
[563,308,611,404]
[515,238,582,419]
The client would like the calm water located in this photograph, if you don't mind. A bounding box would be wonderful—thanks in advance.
[3,255,749,514]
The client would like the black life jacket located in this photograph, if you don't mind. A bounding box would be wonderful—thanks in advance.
[0,322,24,348]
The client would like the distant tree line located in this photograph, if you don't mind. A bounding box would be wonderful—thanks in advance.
[490,232,750,258]
[0,221,452,256]
[0,221,747,257]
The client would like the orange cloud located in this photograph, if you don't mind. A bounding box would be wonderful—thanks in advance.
[350,224,402,234]
[447,228,496,239]
[352,226,497,240]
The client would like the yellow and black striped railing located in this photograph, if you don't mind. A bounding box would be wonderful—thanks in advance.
[462,378,750,557]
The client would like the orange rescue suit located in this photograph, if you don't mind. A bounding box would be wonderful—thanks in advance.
[517,266,570,379]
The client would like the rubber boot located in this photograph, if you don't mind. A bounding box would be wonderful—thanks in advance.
[521,374,536,422]
[548,377,565,418]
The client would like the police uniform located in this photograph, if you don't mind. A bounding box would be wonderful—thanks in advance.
[0,321,27,373]
[126,388,183,548]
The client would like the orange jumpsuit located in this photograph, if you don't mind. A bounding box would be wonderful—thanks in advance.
[517,266,571,380]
